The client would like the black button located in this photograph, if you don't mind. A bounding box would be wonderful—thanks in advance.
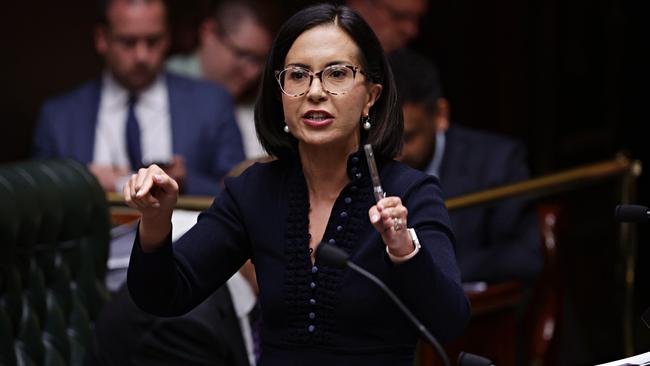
[311,266,318,274]
[340,211,348,219]
[344,197,352,204]
[351,167,358,174]
[336,225,343,232]
[309,298,316,305]
[310,281,316,289]
[328,238,336,245]
[355,172,362,179]
[309,312,316,320]
[308,325,316,333]
[351,156,359,164]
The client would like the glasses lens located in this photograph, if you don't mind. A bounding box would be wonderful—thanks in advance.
[323,66,355,94]
[279,67,310,96]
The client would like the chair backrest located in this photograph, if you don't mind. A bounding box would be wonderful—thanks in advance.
[0,159,110,366]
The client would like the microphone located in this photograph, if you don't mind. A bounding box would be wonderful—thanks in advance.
[615,204,650,222]
[458,352,495,366]
[318,243,494,366]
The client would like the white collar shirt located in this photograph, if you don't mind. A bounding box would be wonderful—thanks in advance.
[93,71,173,170]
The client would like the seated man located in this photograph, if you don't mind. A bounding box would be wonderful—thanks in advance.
[33,0,245,196]
[88,261,259,366]
[167,0,275,159]
[390,49,542,284]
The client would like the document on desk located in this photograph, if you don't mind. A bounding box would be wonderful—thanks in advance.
[106,209,200,291]
[595,351,650,366]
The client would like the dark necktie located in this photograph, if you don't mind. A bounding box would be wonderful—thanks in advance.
[125,95,142,171]
[249,300,262,362]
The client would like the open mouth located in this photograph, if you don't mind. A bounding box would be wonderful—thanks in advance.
[303,111,333,121]
[302,110,334,127]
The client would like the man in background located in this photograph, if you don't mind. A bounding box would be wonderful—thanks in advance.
[390,49,542,284]
[33,0,245,195]
[347,0,427,53]
[89,261,259,366]
[167,0,275,159]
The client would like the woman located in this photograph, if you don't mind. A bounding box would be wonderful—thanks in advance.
[125,4,469,365]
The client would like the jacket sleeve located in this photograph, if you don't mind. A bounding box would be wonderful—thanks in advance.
[386,175,471,344]
[460,142,542,283]
[32,102,59,158]
[183,91,245,196]
[127,183,251,317]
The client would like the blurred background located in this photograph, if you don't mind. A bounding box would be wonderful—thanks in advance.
[0,0,647,364]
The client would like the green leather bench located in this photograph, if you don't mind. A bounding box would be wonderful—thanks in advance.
[0,159,110,366]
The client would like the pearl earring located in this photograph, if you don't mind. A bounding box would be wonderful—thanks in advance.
[283,123,290,133]
[362,115,371,130]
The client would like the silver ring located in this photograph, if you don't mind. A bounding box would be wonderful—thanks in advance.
[392,217,403,232]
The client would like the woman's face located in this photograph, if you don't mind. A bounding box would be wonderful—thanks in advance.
[280,25,382,153]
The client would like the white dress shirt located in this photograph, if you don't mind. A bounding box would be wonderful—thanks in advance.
[227,271,258,366]
[93,71,173,170]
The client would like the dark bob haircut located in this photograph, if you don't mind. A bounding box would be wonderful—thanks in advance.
[254,3,403,160]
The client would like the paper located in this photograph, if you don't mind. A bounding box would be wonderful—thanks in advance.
[595,351,650,366]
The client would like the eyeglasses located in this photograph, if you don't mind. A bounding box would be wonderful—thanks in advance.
[216,25,266,68]
[275,64,365,97]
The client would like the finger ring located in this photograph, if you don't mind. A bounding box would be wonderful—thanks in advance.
[392,217,403,232]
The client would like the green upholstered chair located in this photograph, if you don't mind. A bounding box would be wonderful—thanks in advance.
[0,159,110,366]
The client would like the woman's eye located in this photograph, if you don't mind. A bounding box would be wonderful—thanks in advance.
[289,71,307,80]
[328,69,347,79]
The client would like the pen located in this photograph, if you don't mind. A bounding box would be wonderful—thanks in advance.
[363,144,385,202]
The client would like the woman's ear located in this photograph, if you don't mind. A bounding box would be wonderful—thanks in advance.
[363,83,383,116]
[434,98,450,132]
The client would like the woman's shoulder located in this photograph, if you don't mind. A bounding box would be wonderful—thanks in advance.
[223,158,293,193]
[381,159,442,197]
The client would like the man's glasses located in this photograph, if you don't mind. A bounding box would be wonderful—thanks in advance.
[275,64,365,97]
[216,26,266,68]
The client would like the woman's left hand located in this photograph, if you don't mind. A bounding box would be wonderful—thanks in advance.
[368,197,414,257]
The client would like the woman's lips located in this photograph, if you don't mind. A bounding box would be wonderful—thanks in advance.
[302,117,334,127]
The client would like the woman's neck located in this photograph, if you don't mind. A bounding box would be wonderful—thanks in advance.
[299,143,357,201]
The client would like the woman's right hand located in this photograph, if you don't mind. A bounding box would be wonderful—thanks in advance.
[123,164,179,251]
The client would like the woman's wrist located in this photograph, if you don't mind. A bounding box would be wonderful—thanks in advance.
[139,215,173,252]
[386,228,421,263]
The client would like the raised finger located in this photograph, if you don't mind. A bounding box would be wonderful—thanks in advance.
[377,196,402,210]
[134,168,152,195]
[123,175,137,209]
[368,205,387,232]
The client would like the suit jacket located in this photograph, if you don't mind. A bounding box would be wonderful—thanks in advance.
[87,284,250,366]
[33,72,245,196]
[438,125,542,283]
[127,149,470,366]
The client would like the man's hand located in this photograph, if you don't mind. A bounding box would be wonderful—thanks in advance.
[88,164,130,192]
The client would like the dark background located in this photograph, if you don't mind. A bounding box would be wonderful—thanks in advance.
[1,0,647,364]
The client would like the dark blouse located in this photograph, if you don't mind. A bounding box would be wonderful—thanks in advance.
[127,151,470,366]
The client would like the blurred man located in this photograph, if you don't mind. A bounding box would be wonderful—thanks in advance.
[167,0,274,159]
[89,261,259,366]
[347,0,427,53]
[33,0,245,195]
[390,49,542,284]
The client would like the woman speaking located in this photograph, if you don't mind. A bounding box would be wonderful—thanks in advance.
[124,3,469,365]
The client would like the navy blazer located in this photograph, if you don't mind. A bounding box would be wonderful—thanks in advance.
[127,150,470,366]
[33,73,245,196]
[439,125,542,283]
[88,284,250,366]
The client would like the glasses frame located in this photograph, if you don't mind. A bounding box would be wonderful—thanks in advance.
[275,64,366,97]
[215,23,267,68]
